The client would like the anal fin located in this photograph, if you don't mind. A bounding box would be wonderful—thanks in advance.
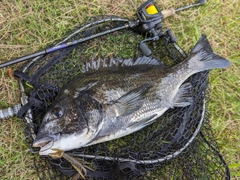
[173,83,193,107]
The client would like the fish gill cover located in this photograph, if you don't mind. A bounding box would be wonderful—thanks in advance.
[17,16,230,179]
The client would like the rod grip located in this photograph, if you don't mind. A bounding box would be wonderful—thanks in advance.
[162,8,176,18]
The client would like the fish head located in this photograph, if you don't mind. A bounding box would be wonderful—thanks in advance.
[33,94,102,155]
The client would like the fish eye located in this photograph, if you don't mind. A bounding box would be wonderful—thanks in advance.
[51,107,64,119]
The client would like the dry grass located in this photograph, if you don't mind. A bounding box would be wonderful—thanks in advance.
[0,0,239,179]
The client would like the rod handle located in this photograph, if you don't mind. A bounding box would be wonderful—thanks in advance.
[162,8,176,18]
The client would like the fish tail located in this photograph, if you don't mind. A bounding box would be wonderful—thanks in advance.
[188,34,230,71]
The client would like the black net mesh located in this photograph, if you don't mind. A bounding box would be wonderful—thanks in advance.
[17,16,230,179]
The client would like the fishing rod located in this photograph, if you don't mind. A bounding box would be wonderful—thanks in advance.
[0,0,206,69]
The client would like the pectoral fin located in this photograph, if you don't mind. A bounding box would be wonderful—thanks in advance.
[113,84,152,117]
[173,83,193,107]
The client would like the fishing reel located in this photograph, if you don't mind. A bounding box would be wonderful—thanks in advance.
[136,0,177,56]
[137,0,163,35]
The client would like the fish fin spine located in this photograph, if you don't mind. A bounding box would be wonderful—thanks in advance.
[80,56,165,73]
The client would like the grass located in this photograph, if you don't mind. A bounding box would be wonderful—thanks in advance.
[0,0,239,179]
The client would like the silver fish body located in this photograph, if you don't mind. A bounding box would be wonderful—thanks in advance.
[33,35,230,156]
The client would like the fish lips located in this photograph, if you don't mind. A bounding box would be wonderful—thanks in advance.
[33,136,54,153]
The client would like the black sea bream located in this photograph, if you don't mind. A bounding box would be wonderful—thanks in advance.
[33,35,230,156]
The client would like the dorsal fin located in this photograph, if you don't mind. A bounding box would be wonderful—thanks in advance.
[81,56,165,73]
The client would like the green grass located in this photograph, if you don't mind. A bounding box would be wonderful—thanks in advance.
[0,0,239,179]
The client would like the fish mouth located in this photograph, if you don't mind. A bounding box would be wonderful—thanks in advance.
[33,137,54,152]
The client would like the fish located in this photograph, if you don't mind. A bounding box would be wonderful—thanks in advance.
[33,34,230,156]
